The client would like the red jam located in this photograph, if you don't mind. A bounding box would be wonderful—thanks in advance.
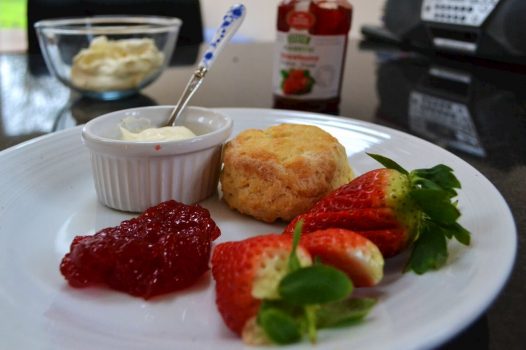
[60,200,221,299]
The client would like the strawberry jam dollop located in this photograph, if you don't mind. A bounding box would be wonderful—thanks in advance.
[60,200,220,299]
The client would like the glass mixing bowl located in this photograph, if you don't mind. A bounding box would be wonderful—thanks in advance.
[35,16,181,100]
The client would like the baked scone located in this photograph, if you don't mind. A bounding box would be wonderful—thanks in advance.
[220,123,353,223]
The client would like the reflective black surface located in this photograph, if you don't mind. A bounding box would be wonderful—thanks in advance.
[369,47,526,350]
[0,40,524,350]
[375,52,526,169]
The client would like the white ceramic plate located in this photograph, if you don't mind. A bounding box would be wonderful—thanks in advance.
[0,108,516,350]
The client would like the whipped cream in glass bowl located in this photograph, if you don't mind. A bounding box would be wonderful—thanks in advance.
[35,16,181,100]
[70,36,165,92]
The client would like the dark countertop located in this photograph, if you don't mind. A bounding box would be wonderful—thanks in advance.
[0,40,524,349]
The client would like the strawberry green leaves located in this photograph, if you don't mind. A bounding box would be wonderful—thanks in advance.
[411,189,460,224]
[258,266,372,344]
[406,222,448,274]
[412,164,461,197]
[368,153,471,274]
[279,265,353,305]
[257,222,376,345]
[367,153,408,175]
[287,220,303,272]
[316,298,377,328]
[258,307,301,344]
[448,222,471,245]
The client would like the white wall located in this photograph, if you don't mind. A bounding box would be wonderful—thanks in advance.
[201,0,384,42]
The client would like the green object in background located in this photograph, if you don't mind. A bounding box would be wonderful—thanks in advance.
[0,0,27,29]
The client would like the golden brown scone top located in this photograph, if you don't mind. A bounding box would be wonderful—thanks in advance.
[220,123,353,223]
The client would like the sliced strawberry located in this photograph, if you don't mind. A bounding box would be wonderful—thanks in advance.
[285,154,471,274]
[285,208,409,257]
[211,234,312,335]
[300,228,384,287]
[212,225,378,345]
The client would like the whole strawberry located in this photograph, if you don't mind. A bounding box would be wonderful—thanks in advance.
[285,154,471,274]
[211,224,378,345]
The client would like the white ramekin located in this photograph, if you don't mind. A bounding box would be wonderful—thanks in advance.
[82,106,233,212]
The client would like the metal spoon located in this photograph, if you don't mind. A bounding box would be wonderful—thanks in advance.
[166,4,246,126]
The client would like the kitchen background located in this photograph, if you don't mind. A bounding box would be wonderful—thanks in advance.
[0,0,384,51]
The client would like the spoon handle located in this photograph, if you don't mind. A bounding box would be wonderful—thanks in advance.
[167,4,246,126]
[167,66,207,126]
[199,4,247,70]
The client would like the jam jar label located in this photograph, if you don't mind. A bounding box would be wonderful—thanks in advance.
[273,31,346,99]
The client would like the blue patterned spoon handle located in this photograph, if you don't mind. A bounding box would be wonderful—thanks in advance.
[167,4,246,126]
[200,3,246,70]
